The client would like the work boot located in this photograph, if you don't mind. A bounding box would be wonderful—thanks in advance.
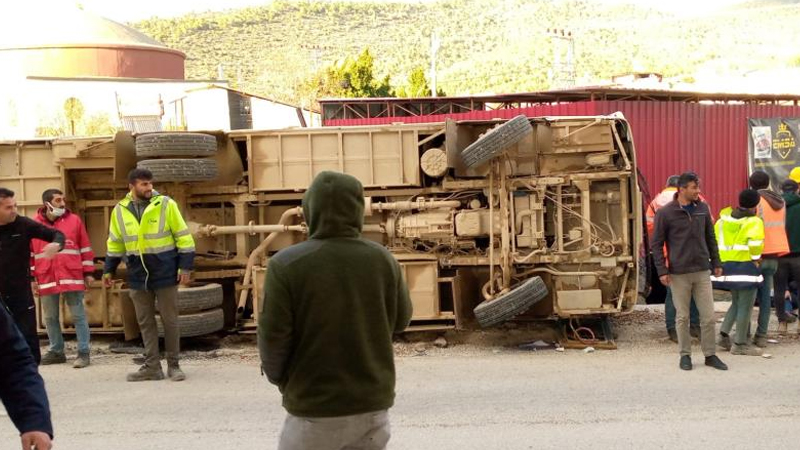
[778,322,788,336]
[752,335,768,348]
[690,325,701,339]
[717,333,732,351]
[785,315,798,324]
[679,355,692,371]
[167,361,186,382]
[73,352,90,369]
[667,329,678,343]
[705,355,728,370]
[40,351,66,365]
[126,364,164,382]
[731,344,763,356]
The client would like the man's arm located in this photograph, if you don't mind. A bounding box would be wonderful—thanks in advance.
[705,207,722,270]
[650,208,669,277]
[103,206,125,280]
[393,265,413,334]
[258,259,294,387]
[77,218,96,275]
[0,302,53,439]
[22,216,64,250]
[167,199,195,275]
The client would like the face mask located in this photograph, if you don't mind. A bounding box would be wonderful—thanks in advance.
[46,202,65,218]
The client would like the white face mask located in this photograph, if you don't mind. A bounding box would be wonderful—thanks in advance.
[46,202,65,218]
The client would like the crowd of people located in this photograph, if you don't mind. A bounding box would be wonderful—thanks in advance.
[4,165,800,448]
[648,169,800,370]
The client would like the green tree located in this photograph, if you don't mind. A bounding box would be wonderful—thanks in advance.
[63,97,84,136]
[300,47,394,108]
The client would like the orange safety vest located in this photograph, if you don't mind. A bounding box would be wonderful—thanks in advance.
[646,188,677,238]
[757,197,790,256]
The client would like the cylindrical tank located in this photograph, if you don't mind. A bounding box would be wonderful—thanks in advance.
[0,5,185,80]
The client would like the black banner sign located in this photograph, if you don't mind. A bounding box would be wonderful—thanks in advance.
[748,118,800,189]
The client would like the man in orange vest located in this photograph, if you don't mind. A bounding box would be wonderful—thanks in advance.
[747,171,792,348]
[647,175,700,342]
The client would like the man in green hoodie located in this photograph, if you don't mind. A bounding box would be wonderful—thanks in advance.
[775,178,800,335]
[259,171,413,450]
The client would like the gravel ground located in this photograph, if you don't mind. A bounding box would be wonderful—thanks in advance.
[2,304,800,450]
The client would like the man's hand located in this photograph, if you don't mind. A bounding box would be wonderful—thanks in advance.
[41,243,60,260]
[659,274,671,286]
[84,275,95,287]
[30,282,38,296]
[102,274,114,289]
[20,431,51,450]
[714,267,723,278]
[177,272,191,286]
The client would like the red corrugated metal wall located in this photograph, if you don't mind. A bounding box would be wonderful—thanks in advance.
[325,101,800,213]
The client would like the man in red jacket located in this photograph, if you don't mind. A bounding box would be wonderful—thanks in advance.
[31,189,94,368]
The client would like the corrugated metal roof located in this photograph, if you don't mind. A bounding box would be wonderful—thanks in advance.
[121,116,163,134]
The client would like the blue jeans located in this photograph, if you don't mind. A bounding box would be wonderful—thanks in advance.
[755,258,779,337]
[41,291,91,354]
[665,287,700,330]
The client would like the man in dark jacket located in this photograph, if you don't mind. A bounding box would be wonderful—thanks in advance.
[0,188,65,364]
[775,178,800,335]
[1,299,53,450]
[259,171,413,450]
[651,172,727,371]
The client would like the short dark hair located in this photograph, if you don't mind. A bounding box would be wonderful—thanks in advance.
[0,188,14,199]
[749,171,770,190]
[42,188,63,204]
[677,172,699,188]
[666,175,680,188]
[128,168,153,185]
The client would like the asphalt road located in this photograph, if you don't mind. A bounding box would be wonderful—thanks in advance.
[2,306,799,450]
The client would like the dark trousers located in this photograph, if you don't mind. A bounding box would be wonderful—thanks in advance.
[2,291,41,364]
[775,256,800,322]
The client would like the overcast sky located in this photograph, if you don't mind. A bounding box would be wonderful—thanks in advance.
[23,0,749,23]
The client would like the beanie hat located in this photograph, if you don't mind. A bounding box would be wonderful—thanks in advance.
[782,179,799,193]
[790,167,800,183]
[739,189,761,209]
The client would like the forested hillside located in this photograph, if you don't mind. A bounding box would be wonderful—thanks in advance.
[132,0,800,106]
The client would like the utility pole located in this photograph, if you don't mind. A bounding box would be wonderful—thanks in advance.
[547,28,576,89]
[430,33,441,97]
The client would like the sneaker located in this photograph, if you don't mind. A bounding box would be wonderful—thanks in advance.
[731,344,763,356]
[667,329,678,343]
[679,355,692,371]
[690,325,701,339]
[778,322,788,336]
[126,364,164,382]
[717,334,732,351]
[41,351,66,365]
[73,352,90,369]
[705,355,729,370]
[167,363,186,382]
[752,335,768,348]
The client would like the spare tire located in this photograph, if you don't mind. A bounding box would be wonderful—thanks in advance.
[156,283,224,314]
[473,276,548,328]
[157,308,224,338]
[460,115,533,168]
[137,159,219,182]
[135,133,217,157]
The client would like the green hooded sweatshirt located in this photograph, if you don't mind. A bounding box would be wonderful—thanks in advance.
[258,171,413,418]
[783,191,800,254]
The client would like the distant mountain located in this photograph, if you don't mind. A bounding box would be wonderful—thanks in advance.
[132,0,800,105]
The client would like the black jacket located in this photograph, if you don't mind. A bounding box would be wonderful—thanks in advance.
[0,215,65,305]
[0,300,53,437]
[651,199,722,276]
